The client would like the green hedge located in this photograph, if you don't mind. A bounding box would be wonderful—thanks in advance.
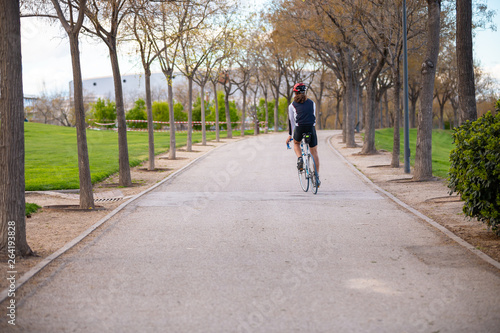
[448,110,500,235]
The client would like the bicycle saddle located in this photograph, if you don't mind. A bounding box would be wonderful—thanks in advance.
[303,133,312,144]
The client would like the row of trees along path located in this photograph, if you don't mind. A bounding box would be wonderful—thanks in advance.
[0,0,490,256]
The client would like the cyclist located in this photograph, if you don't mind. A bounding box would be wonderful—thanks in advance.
[286,82,320,186]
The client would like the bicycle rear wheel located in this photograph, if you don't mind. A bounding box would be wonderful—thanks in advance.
[308,153,318,194]
[298,156,309,192]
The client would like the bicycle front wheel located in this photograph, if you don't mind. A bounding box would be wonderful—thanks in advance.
[308,153,318,194]
[298,157,309,192]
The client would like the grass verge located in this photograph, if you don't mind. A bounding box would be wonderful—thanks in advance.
[25,203,41,217]
[26,122,254,190]
[374,128,454,179]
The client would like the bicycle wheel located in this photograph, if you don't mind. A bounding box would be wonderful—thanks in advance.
[298,156,309,192]
[308,153,318,194]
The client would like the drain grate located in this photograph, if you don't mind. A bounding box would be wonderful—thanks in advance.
[94,197,123,203]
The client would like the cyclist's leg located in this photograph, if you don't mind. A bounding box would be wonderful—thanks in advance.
[292,126,303,158]
[309,128,319,174]
[310,146,320,174]
[293,126,304,170]
[293,139,301,158]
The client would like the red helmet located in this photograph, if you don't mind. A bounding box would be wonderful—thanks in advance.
[293,82,306,93]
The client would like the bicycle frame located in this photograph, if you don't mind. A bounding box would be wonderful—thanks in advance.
[299,133,319,194]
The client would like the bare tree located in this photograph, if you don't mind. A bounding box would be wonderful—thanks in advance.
[231,43,254,137]
[257,76,270,134]
[219,67,236,138]
[129,0,160,170]
[307,64,331,130]
[50,0,95,209]
[31,93,56,124]
[0,0,33,255]
[434,60,454,129]
[193,24,230,145]
[153,1,188,160]
[84,0,132,186]
[177,0,221,150]
[209,67,223,142]
[325,79,344,130]
[376,72,392,128]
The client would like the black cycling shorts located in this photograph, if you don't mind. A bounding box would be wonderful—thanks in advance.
[293,125,318,148]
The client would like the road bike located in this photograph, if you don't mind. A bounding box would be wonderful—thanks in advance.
[289,133,319,194]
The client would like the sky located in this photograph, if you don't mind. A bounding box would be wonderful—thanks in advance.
[20,0,500,97]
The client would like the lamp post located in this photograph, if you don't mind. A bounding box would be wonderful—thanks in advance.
[402,0,411,174]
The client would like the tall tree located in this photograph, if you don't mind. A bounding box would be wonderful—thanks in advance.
[231,39,253,137]
[84,0,132,186]
[153,0,188,159]
[129,0,159,170]
[209,68,223,142]
[194,33,230,144]
[177,0,215,151]
[307,65,329,131]
[456,0,477,124]
[0,0,33,255]
[414,0,441,181]
[50,0,95,209]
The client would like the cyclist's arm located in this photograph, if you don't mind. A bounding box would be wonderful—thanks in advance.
[288,104,296,136]
[313,100,317,126]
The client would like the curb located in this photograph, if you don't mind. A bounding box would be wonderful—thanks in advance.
[0,140,233,304]
[326,135,500,271]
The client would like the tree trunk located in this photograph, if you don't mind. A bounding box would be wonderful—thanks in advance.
[0,0,33,256]
[439,102,444,129]
[409,83,419,128]
[109,41,132,187]
[145,69,154,170]
[241,90,246,137]
[410,96,417,128]
[187,76,193,152]
[344,51,356,148]
[335,97,341,130]
[213,81,220,142]
[361,54,386,155]
[200,84,206,145]
[342,96,347,142]
[457,0,477,124]
[274,85,279,132]
[69,34,95,209]
[317,81,324,130]
[384,90,390,127]
[224,91,232,138]
[167,69,176,159]
[316,98,322,130]
[391,69,401,168]
[414,0,441,181]
[264,92,269,134]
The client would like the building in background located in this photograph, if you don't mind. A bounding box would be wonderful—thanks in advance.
[69,72,188,110]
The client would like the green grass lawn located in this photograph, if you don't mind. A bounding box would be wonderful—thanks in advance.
[25,122,252,190]
[374,128,455,179]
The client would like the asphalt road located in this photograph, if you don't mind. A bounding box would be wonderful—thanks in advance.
[7,131,500,332]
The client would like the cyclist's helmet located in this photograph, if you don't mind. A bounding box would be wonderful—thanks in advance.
[293,82,307,93]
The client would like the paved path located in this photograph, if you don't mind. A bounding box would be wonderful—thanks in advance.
[9,131,500,332]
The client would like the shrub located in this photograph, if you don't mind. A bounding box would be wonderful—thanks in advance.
[126,99,147,129]
[448,109,500,235]
[152,101,187,122]
[88,98,116,129]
